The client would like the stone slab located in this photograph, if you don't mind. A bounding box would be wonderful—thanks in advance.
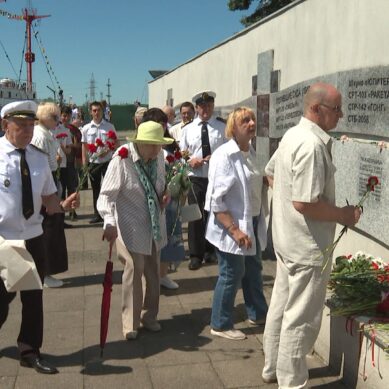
[333,140,389,245]
[269,65,389,139]
[257,50,274,94]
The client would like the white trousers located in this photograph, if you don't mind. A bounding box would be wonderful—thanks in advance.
[262,252,331,389]
[116,240,160,337]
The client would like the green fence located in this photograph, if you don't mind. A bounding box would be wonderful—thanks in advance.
[82,104,148,132]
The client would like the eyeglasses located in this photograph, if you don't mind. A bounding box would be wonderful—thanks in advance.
[320,103,342,113]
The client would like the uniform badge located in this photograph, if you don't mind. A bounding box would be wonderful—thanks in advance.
[4,178,10,187]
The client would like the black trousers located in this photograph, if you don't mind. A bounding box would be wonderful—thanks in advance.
[187,176,214,260]
[89,161,109,215]
[0,235,45,354]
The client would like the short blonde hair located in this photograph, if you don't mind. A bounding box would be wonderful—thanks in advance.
[36,102,60,123]
[225,107,256,139]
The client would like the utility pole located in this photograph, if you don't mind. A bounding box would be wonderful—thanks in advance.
[89,73,96,101]
[106,78,112,105]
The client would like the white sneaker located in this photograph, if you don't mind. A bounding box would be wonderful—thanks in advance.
[44,276,64,288]
[125,330,138,340]
[160,276,179,290]
[248,318,266,325]
[210,328,246,340]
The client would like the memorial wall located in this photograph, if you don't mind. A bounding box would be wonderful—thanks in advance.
[256,63,389,247]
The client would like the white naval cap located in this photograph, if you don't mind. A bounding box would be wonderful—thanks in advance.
[192,90,216,105]
[1,100,38,119]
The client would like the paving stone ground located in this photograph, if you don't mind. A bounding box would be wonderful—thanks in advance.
[0,152,346,388]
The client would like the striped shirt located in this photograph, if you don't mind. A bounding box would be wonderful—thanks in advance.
[97,143,167,255]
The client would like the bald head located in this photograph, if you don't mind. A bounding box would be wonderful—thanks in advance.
[162,105,175,125]
[303,83,338,113]
[303,82,343,131]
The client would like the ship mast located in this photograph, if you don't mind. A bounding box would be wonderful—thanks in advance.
[21,7,50,91]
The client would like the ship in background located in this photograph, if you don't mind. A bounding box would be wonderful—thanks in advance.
[0,1,49,108]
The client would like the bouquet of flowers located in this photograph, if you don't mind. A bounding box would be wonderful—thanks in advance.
[322,176,380,271]
[328,252,389,316]
[76,131,117,192]
[165,150,191,203]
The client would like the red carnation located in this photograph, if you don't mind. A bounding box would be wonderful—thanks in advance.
[106,140,115,151]
[367,176,379,191]
[95,138,104,147]
[118,147,128,159]
[107,130,117,140]
[166,155,175,164]
[87,143,98,153]
[174,150,182,160]
[56,132,68,139]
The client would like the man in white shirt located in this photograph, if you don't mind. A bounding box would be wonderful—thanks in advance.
[81,101,119,223]
[262,83,361,388]
[0,101,79,374]
[168,101,195,143]
[180,91,226,270]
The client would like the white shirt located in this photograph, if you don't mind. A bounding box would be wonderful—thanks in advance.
[81,119,117,164]
[31,124,58,171]
[265,117,336,266]
[50,124,72,168]
[168,121,184,143]
[180,116,226,178]
[241,149,263,216]
[0,137,57,240]
[97,143,167,255]
[205,139,258,256]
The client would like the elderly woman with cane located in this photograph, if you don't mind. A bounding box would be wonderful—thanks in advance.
[205,107,268,340]
[97,121,172,340]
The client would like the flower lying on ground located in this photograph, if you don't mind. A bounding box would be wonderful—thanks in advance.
[328,252,389,316]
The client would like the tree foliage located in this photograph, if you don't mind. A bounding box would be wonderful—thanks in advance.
[228,0,295,27]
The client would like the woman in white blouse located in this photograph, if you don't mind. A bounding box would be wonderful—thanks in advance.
[205,107,268,340]
[98,121,172,340]
[31,102,68,289]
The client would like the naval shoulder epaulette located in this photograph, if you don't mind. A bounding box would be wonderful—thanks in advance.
[216,116,226,124]
[30,144,48,155]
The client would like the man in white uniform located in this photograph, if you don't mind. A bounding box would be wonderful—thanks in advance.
[262,83,361,388]
[0,101,79,374]
[81,101,119,223]
[180,91,226,270]
[168,101,195,143]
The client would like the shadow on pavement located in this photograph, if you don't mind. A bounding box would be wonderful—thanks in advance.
[0,308,213,376]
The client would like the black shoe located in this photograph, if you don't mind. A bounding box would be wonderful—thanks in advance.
[204,252,217,264]
[63,222,73,229]
[20,355,58,374]
[188,257,202,270]
[89,215,103,224]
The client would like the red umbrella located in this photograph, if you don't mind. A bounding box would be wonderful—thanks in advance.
[100,244,113,357]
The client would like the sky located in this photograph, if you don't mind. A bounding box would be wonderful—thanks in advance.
[0,0,254,105]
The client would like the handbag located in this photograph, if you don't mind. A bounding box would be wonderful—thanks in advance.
[0,236,42,292]
[179,185,202,223]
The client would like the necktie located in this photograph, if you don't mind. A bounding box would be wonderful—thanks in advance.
[201,122,211,158]
[16,149,34,219]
